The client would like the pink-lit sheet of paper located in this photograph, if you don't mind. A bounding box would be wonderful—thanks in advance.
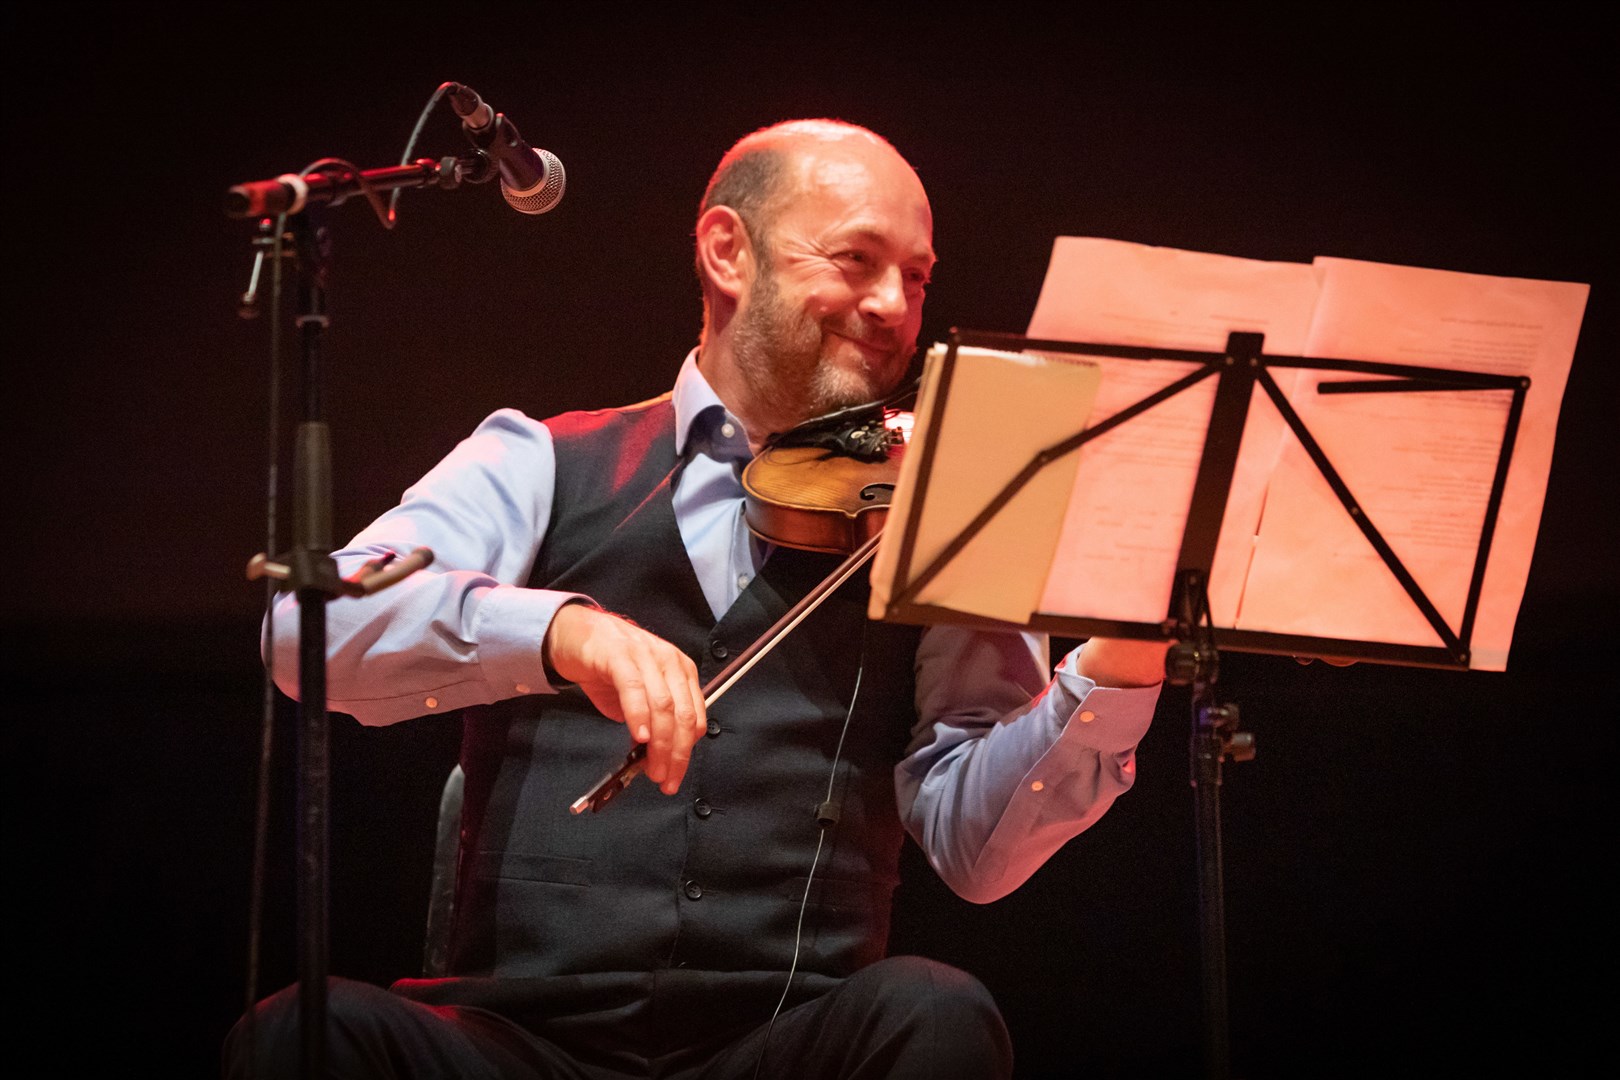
[1025,237,1321,623]
[1234,257,1588,669]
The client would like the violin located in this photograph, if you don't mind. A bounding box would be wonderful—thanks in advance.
[742,400,907,554]
[570,394,913,813]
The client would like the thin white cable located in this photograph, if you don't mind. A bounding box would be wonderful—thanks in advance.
[752,638,866,1080]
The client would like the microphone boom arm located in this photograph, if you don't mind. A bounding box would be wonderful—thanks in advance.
[225,154,484,219]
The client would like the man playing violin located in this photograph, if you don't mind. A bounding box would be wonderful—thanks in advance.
[237,119,1169,1079]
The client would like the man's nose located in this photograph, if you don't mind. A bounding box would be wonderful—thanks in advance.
[858,265,909,327]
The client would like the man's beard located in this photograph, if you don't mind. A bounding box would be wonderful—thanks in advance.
[730,261,909,430]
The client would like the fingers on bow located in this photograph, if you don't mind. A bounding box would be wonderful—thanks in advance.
[610,637,705,794]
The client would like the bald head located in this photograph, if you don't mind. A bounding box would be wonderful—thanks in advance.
[698,120,918,267]
[692,120,934,440]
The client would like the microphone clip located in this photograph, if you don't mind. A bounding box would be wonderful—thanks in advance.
[460,114,528,186]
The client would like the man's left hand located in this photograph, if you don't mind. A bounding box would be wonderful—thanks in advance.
[1076,637,1173,688]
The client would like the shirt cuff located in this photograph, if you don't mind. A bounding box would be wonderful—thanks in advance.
[1051,646,1158,752]
[473,586,597,696]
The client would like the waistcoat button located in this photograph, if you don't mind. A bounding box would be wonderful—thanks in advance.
[682,880,703,900]
[706,719,721,738]
[710,640,729,660]
[693,798,712,818]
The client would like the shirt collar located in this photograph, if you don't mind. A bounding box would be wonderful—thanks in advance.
[673,350,752,462]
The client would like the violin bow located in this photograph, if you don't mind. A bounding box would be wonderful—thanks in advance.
[569,531,883,814]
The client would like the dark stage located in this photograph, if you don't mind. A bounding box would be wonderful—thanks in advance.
[8,7,1614,1077]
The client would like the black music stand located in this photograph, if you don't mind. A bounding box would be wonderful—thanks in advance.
[874,327,1529,1079]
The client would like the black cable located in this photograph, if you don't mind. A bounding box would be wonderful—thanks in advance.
[291,84,451,232]
[296,156,393,230]
[392,84,457,224]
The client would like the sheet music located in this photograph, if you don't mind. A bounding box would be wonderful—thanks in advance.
[1235,257,1588,669]
[1025,237,1321,623]
[878,237,1588,672]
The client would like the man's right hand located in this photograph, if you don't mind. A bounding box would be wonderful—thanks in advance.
[543,603,707,795]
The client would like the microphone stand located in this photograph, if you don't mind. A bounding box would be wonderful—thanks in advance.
[241,207,344,1080]
[291,210,337,1080]
[239,192,439,1080]
[231,81,553,1071]
[220,200,349,1077]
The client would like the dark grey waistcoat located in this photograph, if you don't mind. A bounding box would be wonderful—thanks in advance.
[396,395,923,1057]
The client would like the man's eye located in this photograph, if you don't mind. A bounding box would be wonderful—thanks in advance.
[839,250,872,266]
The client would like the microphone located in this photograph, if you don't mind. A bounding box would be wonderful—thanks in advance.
[447,83,566,215]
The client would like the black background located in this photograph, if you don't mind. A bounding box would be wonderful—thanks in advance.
[7,6,1614,1077]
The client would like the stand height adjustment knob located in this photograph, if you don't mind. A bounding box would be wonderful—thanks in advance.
[1166,642,1219,686]
[1199,703,1255,764]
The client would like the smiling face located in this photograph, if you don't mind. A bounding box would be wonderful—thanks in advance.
[710,125,936,436]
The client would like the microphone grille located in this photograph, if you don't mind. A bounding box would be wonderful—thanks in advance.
[502,149,567,215]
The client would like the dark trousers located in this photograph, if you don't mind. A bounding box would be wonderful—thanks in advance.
[225,956,1012,1079]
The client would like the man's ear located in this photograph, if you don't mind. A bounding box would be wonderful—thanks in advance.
[695,205,754,302]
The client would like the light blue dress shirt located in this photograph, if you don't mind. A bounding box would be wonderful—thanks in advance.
[268,353,1159,902]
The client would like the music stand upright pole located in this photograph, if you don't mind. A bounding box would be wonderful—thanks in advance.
[1192,695,1230,1080]
[1170,566,1253,1080]
[1164,332,1265,1080]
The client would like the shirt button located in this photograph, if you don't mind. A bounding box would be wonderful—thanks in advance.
[693,798,713,819]
[683,880,703,900]
[1078,710,1097,723]
[706,720,721,738]
[514,683,531,694]
[736,573,750,590]
[720,422,736,439]
[424,697,439,709]
[710,640,729,660]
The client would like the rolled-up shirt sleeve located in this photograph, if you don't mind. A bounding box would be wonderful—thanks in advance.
[897,626,1159,904]
[263,408,591,726]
